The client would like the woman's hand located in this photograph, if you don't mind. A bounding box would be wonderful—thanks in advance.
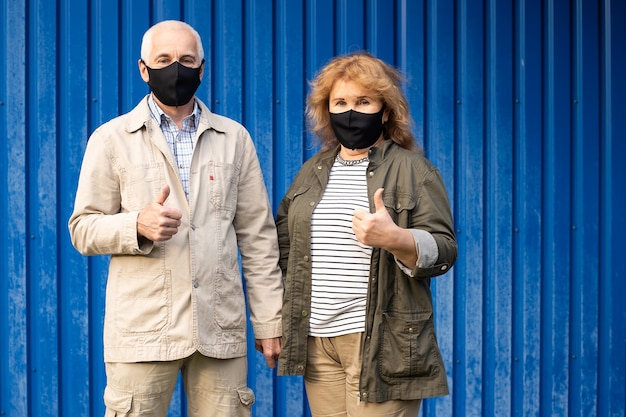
[352,188,418,268]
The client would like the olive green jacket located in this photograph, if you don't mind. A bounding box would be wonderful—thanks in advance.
[276,140,456,401]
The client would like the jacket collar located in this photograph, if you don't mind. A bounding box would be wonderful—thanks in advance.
[367,139,395,164]
[124,95,230,136]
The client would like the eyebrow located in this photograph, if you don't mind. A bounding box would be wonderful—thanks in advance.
[153,52,197,60]
[330,95,372,101]
[153,52,173,60]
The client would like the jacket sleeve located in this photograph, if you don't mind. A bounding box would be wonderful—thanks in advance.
[410,166,457,278]
[232,132,283,339]
[275,184,294,277]
[68,129,152,256]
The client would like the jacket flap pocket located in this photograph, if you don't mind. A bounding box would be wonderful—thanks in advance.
[292,184,311,199]
[382,192,416,212]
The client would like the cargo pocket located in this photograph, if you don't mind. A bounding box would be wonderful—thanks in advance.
[103,385,132,416]
[379,311,436,382]
[236,386,255,416]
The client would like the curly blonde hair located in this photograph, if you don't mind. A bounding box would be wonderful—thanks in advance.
[306,52,419,152]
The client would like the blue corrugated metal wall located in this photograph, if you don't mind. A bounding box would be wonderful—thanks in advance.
[1,0,624,416]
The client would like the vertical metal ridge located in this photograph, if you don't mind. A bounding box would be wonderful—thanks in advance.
[539,0,572,415]
[597,2,626,417]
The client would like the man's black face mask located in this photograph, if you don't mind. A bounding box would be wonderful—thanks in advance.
[143,60,204,107]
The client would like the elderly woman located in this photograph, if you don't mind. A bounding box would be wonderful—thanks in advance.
[276,52,457,416]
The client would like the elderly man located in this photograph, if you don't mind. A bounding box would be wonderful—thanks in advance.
[69,20,282,417]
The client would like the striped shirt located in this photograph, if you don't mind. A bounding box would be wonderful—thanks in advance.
[148,94,200,200]
[309,156,372,337]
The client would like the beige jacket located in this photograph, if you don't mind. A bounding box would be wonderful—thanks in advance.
[68,96,282,363]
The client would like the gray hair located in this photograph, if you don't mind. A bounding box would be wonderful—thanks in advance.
[140,20,205,62]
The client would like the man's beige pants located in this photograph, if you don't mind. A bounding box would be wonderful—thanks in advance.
[103,351,253,417]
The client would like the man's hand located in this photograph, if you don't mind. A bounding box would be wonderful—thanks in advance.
[137,184,182,242]
[255,337,282,369]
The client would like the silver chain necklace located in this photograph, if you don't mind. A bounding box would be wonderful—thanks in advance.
[335,154,369,166]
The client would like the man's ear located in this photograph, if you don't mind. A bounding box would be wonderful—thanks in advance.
[199,59,206,80]
[138,59,150,83]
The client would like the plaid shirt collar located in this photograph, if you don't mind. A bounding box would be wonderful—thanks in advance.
[147,93,201,129]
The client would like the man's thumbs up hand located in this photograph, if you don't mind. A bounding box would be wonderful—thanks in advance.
[155,183,171,205]
[137,184,183,242]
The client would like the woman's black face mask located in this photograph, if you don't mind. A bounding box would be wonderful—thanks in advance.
[329,105,385,150]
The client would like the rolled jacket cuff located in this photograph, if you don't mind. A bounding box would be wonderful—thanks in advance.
[394,229,439,277]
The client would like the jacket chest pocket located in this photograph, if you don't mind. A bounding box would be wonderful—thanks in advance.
[122,164,165,211]
[203,161,236,211]
[287,184,314,230]
[382,192,416,225]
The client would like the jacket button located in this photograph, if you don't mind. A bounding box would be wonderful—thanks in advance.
[309,201,315,206]
[441,265,448,271]
[301,310,308,316]
[368,171,374,176]
[317,165,322,170]
[297,365,304,372]
[303,255,309,262]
